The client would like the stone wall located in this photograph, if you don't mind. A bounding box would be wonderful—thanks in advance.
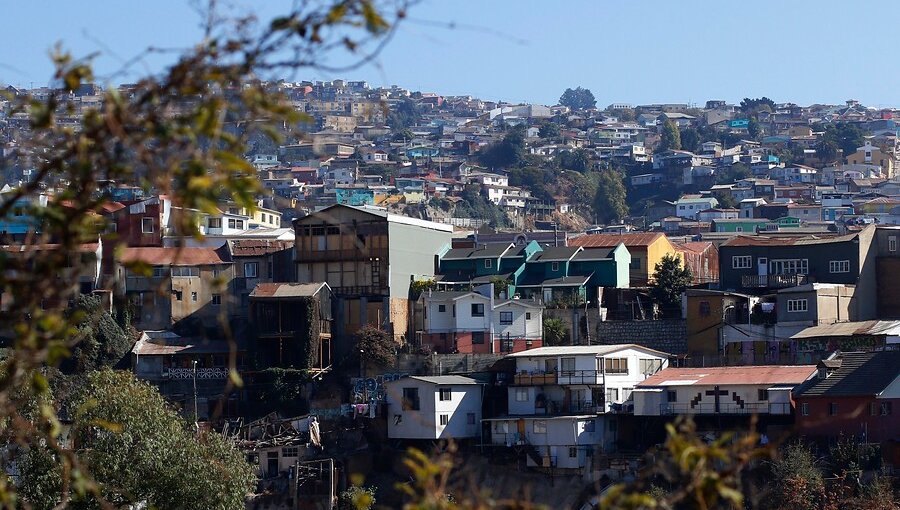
[594,319,687,354]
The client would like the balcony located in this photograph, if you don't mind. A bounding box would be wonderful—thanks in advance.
[660,402,791,415]
[162,367,231,379]
[741,274,807,289]
[513,370,605,386]
[538,399,604,415]
[296,247,389,263]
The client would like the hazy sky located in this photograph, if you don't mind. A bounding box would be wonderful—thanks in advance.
[2,1,899,108]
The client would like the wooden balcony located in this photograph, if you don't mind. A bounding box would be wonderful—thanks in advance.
[741,274,807,289]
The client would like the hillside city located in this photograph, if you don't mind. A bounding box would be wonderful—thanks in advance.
[1,78,899,508]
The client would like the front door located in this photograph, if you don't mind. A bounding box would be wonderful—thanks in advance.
[266,452,279,478]
[757,257,768,286]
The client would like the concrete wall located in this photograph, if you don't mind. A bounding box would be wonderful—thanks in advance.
[387,220,451,299]
[385,379,481,439]
[595,319,687,354]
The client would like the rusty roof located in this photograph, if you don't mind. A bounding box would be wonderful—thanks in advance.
[720,230,861,247]
[638,365,817,387]
[676,241,714,254]
[249,282,329,299]
[120,246,231,266]
[569,232,664,249]
[229,239,293,257]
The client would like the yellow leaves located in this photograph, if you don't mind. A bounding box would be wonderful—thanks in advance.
[361,0,390,34]
[89,419,124,433]
[327,3,348,23]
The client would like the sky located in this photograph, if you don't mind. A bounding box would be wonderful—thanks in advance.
[2,1,900,108]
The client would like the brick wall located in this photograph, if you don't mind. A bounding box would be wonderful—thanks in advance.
[594,319,687,354]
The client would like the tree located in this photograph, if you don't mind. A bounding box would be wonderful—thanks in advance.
[558,148,591,173]
[816,139,839,162]
[739,96,776,114]
[593,169,628,224]
[747,117,761,139]
[716,162,751,184]
[771,442,824,510]
[68,295,134,373]
[650,254,692,315]
[478,124,526,169]
[820,122,865,160]
[558,86,596,110]
[659,119,681,151]
[387,97,420,131]
[680,127,700,152]
[542,318,567,346]
[353,326,396,369]
[19,370,255,509]
[537,122,560,139]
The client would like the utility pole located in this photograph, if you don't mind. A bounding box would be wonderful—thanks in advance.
[192,360,199,433]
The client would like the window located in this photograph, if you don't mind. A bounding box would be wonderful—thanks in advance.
[439,387,452,401]
[569,447,578,458]
[732,256,752,269]
[639,358,662,375]
[211,294,221,306]
[829,402,838,416]
[484,259,492,269]
[758,389,768,401]
[604,358,628,374]
[801,402,809,416]
[526,312,532,320]
[471,303,485,317]
[467,412,476,425]
[515,388,529,402]
[152,266,166,278]
[438,304,446,313]
[735,226,743,232]
[550,262,559,272]
[282,447,298,458]
[171,267,200,277]
[630,258,641,270]
[622,387,633,401]
[770,259,808,275]
[244,262,259,278]
[699,301,711,316]
[533,420,547,433]
[890,235,897,252]
[141,217,154,233]
[882,402,893,416]
[583,420,595,432]
[870,402,879,416]
[402,388,420,410]
[208,217,222,229]
[667,390,677,403]
[452,304,456,317]
[561,357,575,376]
[439,414,449,426]
[471,331,485,345]
[174,290,183,301]
[500,312,513,325]
[606,387,619,403]
[494,421,509,433]
[787,299,808,313]
[191,291,198,302]
[829,260,850,273]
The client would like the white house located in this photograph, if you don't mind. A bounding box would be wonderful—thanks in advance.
[484,345,669,469]
[632,365,817,417]
[675,195,719,219]
[385,376,483,440]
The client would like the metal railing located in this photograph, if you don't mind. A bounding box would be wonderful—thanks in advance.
[538,400,603,415]
[741,274,807,289]
[163,367,231,379]
[660,402,791,415]
[513,370,607,385]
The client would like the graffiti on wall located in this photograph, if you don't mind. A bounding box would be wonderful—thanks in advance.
[351,373,408,403]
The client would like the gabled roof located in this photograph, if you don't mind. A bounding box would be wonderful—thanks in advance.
[720,230,863,247]
[531,246,581,262]
[796,351,900,397]
[120,246,231,266]
[249,282,330,299]
[404,375,480,385]
[790,320,900,339]
[506,344,670,358]
[570,232,664,249]
[229,239,293,257]
[442,242,514,261]
[638,365,816,387]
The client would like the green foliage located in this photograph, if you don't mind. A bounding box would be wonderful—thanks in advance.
[740,96,776,114]
[650,254,692,314]
[713,191,738,209]
[537,122,560,139]
[254,367,311,417]
[410,278,437,298]
[453,184,512,228]
[819,122,865,160]
[479,125,526,169]
[18,370,255,509]
[69,295,133,373]
[558,86,596,110]
[816,139,839,162]
[747,117,761,139]
[338,485,376,510]
[558,148,591,173]
[593,169,628,224]
[353,326,396,368]
[716,162,751,184]
[659,119,681,151]
[680,127,700,152]
[488,276,510,298]
[771,442,824,510]
[542,318,567,346]
[388,98,420,131]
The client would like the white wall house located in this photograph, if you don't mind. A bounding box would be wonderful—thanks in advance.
[385,376,483,440]
[633,365,817,416]
[675,196,719,219]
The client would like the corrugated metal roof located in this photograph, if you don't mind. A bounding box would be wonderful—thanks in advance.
[790,320,900,339]
[797,351,900,396]
[120,246,231,266]
[406,376,480,385]
[230,239,293,257]
[638,366,817,387]
[570,232,663,248]
[249,282,329,299]
[505,344,669,358]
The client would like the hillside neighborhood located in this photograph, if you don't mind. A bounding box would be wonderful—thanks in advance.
[2,80,900,508]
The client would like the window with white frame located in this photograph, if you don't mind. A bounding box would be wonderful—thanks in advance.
[732,256,752,269]
[282,447,298,457]
[533,420,547,433]
[439,414,449,426]
[494,421,509,433]
[515,388,529,402]
[499,311,513,325]
[484,259,492,268]
[244,262,259,278]
[560,357,576,375]
[211,294,221,306]
[438,304,446,313]
[551,261,560,272]
[439,387,452,401]
[890,235,897,252]
[141,217,154,233]
[787,299,808,313]
[639,358,663,375]
[829,260,850,273]
[770,259,808,275]
[208,217,222,229]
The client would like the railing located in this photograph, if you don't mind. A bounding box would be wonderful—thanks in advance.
[741,274,807,289]
[331,285,388,296]
[513,370,607,385]
[295,247,389,263]
[163,367,231,379]
[660,402,791,415]
[538,400,604,415]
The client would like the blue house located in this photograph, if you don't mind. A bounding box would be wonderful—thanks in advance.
[436,241,542,296]
[334,187,376,206]
[515,245,630,305]
[406,146,440,159]
[0,187,48,240]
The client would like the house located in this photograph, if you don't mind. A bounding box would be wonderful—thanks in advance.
[385,376,482,440]
[675,195,719,219]
[293,204,452,345]
[789,320,900,354]
[717,226,877,318]
[675,241,719,285]
[570,232,681,286]
[228,239,294,317]
[249,282,333,370]
[633,365,816,418]
[120,246,234,332]
[484,344,669,469]
[419,290,543,354]
[515,245,630,304]
[874,226,900,318]
[794,351,900,443]
[845,141,895,178]
[436,241,541,289]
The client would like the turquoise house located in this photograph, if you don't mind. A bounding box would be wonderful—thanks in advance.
[334,187,375,206]
[515,244,630,305]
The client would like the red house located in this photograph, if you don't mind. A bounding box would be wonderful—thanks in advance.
[794,351,900,443]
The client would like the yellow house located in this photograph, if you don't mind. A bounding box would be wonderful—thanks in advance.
[570,232,682,286]
[846,141,896,178]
